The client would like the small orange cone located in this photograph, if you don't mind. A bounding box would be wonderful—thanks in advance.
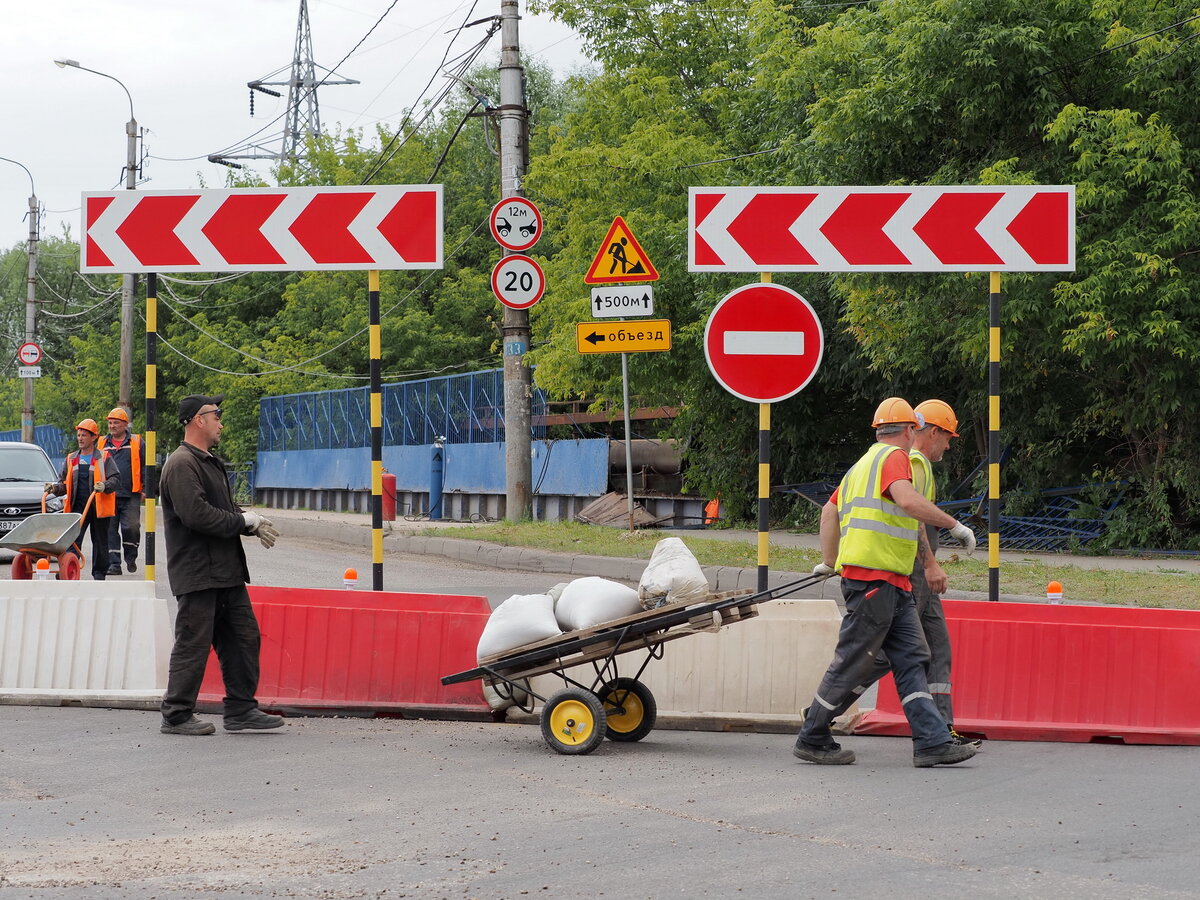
[343,567,358,590]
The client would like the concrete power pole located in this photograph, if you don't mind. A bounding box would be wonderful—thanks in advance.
[22,192,39,443]
[498,0,533,520]
[119,112,138,415]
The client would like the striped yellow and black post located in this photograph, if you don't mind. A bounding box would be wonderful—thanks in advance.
[757,272,773,592]
[369,270,384,591]
[144,272,158,582]
[988,272,1002,601]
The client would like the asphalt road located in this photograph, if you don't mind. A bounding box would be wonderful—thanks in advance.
[2,705,1199,899]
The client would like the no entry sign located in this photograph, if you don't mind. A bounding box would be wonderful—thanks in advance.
[704,283,824,403]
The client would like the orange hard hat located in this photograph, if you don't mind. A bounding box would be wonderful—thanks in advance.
[871,397,920,428]
[76,418,99,435]
[106,407,130,423]
[915,399,959,437]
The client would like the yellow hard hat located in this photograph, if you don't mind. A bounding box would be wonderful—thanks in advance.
[871,397,920,428]
[915,399,959,437]
[76,418,99,435]
[106,407,129,423]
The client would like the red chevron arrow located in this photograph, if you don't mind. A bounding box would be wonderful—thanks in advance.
[1007,191,1071,265]
[692,191,726,266]
[288,192,373,264]
[378,190,438,263]
[913,192,1004,265]
[115,195,201,267]
[820,192,911,265]
[85,195,115,269]
[201,193,287,265]
[727,193,817,266]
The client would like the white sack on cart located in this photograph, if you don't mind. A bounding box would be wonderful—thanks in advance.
[638,537,710,609]
[476,593,561,660]
[555,577,641,631]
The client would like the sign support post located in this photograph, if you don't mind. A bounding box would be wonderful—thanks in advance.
[369,270,384,591]
[988,272,1002,601]
[757,273,773,592]
[144,273,158,582]
[621,350,635,531]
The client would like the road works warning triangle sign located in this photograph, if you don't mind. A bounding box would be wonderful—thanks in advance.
[584,216,660,284]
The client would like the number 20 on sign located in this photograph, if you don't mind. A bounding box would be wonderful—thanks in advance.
[491,254,546,309]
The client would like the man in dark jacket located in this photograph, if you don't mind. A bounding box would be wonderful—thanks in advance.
[158,394,282,736]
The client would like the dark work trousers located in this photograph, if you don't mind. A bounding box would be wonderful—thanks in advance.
[108,495,142,569]
[798,578,950,752]
[160,586,262,725]
[820,564,957,726]
[69,507,112,581]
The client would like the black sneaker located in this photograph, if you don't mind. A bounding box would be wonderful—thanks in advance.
[793,741,856,765]
[161,716,215,735]
[913,741,977,768]
[949,727,983,750]
[107,566,122,576]
[127,560,137,573]
[224,709,285,732]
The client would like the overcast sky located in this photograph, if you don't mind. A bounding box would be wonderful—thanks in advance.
[0,0,585,250]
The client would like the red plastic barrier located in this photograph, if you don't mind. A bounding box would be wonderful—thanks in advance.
[198,587,492,716]
[858,600,1200,744]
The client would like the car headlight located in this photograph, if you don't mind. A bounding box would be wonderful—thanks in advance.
[44,494,64,513]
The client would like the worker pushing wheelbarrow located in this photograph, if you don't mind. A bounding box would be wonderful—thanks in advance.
[6,418,120,581]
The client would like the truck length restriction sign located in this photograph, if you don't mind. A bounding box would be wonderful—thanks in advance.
[17,342,41,365]
[704,283,823,403]
[490,197,542,252]
[590,285,655,318]
[491,254,546,309]
[576,320,671,354]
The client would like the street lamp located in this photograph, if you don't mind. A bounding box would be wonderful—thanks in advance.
[0,156,39,443]
[54,57,138,416]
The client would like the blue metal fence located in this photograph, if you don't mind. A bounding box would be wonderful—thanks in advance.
[0,424,69,461]
[258,369,548,452]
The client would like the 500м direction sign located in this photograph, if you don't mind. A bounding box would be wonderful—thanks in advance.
[576,320,672,354]
[590,286,655,318]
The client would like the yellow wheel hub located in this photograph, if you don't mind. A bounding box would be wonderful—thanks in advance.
[603,691,644,734]
[547,698,595,745]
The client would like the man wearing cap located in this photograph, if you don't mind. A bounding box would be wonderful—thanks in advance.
[97,407,144,575]
[45,419,120,580]
[795,397,978,768]
[158,394,282,736]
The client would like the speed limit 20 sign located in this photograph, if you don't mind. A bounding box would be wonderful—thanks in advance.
[491,255,546,309]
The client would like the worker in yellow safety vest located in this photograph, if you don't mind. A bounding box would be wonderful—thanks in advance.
[98,407,145,575]
[45,418,120,580]
[794,398,978,768]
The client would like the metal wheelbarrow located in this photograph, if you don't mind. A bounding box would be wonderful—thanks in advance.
[1,492,94,580]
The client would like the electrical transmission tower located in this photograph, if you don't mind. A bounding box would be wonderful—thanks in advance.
[209,0,358,168]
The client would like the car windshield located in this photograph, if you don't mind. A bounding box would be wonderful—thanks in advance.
[0,447,57,482]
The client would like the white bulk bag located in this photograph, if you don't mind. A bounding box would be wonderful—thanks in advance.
[638,537,710,609]
[555,577,641,632]
[476,593,561,660]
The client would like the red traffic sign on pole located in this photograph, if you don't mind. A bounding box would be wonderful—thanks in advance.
[704,283,824,403]
[689,185,1075,272]
[491,254,546,309]
[16,342,41,365]
[490,197,542,252]
[81,185,443,273]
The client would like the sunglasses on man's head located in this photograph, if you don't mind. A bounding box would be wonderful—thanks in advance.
[197,408,222,420]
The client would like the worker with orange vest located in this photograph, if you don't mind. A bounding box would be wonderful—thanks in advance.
[45,418,120,580]
[98,407,145,575]
[795,398,977,768]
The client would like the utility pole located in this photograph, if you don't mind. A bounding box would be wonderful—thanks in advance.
[119,111,139,415]
[23,192,38,443]
[498,0,533,520]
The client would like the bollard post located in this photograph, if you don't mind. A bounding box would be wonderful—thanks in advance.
[343,568,358,590]
[1046,580,1063,604]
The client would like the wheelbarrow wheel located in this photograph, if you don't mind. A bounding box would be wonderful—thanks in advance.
[540,688,606,755]
[10,553,33,580]
[597,678,657,743]
[57,552,81,581]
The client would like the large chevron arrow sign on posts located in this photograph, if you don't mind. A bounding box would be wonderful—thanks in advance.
[81,185,443,273]
[689,185,1075,272]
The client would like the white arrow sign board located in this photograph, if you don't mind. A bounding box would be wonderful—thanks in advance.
[19,366,41,379]
[590,286,655,318]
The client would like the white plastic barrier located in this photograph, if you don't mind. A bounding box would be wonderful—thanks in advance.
[527,598,855,731]
[0,581,171,708]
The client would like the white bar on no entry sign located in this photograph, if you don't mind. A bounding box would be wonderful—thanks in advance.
[723,331,805,356]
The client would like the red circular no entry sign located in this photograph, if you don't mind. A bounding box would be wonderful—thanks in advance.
[704,283,824,403]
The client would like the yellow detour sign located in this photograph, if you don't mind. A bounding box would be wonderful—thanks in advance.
[584,216,660,284]
[576,320,672,354]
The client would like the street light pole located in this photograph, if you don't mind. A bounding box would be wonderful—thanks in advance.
[54,58,138,414]
[0,157,39,443]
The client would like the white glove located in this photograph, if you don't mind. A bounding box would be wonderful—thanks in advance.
[242,510,263,534]
[813,562,836,577]
[93,482,109,493]
[256,518,279,550]
[949,522,977,555]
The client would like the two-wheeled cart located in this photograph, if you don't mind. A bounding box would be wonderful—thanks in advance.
[1,492,93,580]
[441,574,826,755]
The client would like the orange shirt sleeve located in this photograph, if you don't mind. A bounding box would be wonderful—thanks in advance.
[879,448,913,501]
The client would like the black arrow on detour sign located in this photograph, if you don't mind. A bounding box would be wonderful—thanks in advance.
[585,330,606,345]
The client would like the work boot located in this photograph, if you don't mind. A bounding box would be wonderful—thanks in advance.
[913,741,977,768]
[161,715,216,736]
[949,725,983,750]
[107,566,122,576]
[127,560,137,573]
[224,709,285,732]
[793,740,856,765]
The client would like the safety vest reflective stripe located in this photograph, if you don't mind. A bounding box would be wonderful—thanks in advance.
[64,452,116,518]
[835,443,920,574]
[98,434,143,494]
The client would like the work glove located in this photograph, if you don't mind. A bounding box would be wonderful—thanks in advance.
[949,522,977,555]
[812,562,836,577]
[43,482,57,495]
[93,482,109,493]
[242,510,263,534]
[256,517,279,550]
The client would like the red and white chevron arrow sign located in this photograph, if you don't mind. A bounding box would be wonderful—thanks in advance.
[81,185,443,273]
[689,185,1075,273]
